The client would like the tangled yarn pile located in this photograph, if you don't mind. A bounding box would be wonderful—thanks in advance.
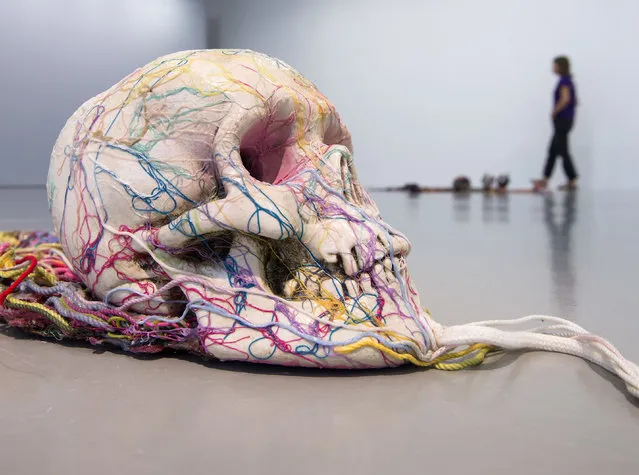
[0,231,200,354]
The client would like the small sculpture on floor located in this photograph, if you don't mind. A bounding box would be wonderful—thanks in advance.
[401,183,422,195]
[482,174,495,192]
[497,174,510,192]
[453,176,472,193]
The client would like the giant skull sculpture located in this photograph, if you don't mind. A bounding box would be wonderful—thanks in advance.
[47,49,429,367]
[38,49,638,395]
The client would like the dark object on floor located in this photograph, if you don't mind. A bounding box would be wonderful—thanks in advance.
[371,183,538,194]
[497,174,510,191]
[482,174,495,192]
[453,176,471,193]
[401,183,422,194]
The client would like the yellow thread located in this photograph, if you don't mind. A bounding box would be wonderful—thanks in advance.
[0,269,24,279]
[108,316,127,326]
[106,332,132,340]
[435,347,492,370]
[429,344,489,364]
[0,249,16,268]
[335,338,493,370]
[0,233,20,247]
[4,295,72,334]
[33,266,57,286]
[335,338,432,367]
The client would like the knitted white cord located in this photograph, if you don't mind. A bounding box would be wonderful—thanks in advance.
[436,315,639,398]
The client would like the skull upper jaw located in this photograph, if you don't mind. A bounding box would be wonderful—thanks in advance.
[152,229,427,368]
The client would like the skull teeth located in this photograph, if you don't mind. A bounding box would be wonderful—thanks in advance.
[320,278,343,300]
[359,273,374,294]
[396,256,406,271]
[373,263,386,284]
[283,279,299,298]
[340,252,358,276]
[280,251,403,302]
[344,279,359,298]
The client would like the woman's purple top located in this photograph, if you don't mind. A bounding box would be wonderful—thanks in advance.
[555,75,577,119]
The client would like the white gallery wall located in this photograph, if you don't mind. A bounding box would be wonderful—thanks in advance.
[216,0,639,190]
[0,0,206,186]
[3,0,637,190]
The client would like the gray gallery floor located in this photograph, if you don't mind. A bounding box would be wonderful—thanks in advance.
[1,187,638,475]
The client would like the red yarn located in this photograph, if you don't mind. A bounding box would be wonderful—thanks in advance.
[0,255,37,306]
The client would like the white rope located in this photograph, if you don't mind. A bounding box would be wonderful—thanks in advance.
[437,316,639,398]
[464,314,589,333]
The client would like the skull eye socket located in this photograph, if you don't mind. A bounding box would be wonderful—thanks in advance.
[239,111,297,184]
[240,147,277,184]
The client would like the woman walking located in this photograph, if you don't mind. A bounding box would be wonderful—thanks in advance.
[533,56,579,191]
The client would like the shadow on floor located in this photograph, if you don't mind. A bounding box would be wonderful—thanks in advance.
[0,324,421,379]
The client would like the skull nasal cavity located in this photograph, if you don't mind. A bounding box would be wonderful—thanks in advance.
[239,118,296,184]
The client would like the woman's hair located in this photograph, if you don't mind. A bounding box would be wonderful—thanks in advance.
[554,56,571,76]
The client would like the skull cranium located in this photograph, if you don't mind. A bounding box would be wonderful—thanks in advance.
[47,49,436,367]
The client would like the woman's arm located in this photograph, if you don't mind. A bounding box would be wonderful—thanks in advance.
[552,85,571,117]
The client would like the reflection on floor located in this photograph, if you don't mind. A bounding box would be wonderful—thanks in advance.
[544,192,576,315]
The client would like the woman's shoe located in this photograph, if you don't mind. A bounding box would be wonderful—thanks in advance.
[558,180,578,191]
